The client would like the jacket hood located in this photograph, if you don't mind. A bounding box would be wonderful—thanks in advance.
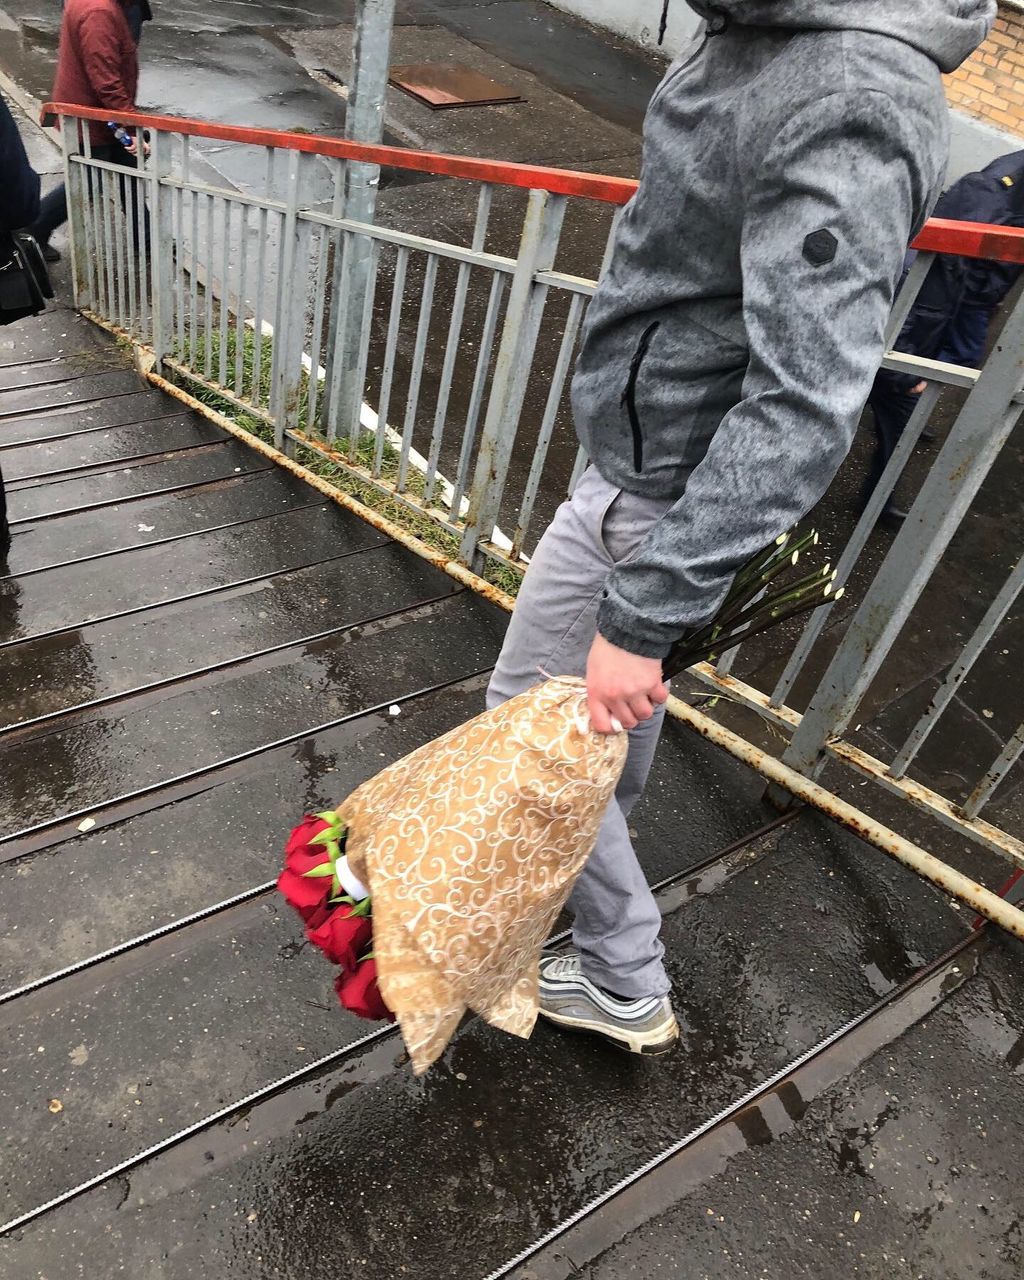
[685,0,995,73]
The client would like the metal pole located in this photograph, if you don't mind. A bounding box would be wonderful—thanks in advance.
[458,189,567,567]
[148,128,174,370]
[322,0,396,436]
[60,120,89,309]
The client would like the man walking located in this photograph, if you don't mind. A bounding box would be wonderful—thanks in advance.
[487,0,994,1056]
[30,0,142,262]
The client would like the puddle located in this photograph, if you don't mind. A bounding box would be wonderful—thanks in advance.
[500,937,985,1280]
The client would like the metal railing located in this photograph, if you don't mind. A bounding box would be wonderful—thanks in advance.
[46,102,1024,893]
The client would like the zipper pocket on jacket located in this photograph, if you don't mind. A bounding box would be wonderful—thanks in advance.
[622,320,660,474]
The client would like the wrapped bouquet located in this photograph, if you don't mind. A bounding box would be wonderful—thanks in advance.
[278,527,840,1072]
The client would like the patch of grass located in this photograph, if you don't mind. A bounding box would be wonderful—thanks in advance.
[171,324,524,598]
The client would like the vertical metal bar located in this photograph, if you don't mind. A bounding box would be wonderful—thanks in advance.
[78,150,99,313]
[963,723,1024,819]
[346,239,380,461]
[781,290,1024,781]
[251,148,274,406]
[204,193,215,379]
[133,138,149,342]
[82,130,105,317]
[109,162,128,332]
[124,167,139,335]
[59,119,89,309]
[320,158,347,440]
[599,207,623,277]
[770,382,943,708]
[95,151,112,320]
[458,189,567,565]
[471,184,494,249]
[324,230,353,443]
[422,186,493,506]
[511,292,584,557]
[396,254,438,492]
[188,187,200,369]
[372,245,408,476]
[173,175,185,359]
[889,548,1024,778]
[711,644,741,678]
[219,197,231,387]
[449,271,506,519]
[321,0,396,427]
[269,150,306,447]
[306,225,331,432]
[884,251,934,348]
[234,204,249,398]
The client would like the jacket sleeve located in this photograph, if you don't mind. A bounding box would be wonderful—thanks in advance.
[596,91,938,658]
[75,7,136,114]
[0,94,41,230]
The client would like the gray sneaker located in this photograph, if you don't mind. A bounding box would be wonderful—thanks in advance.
[537,952,679,1056]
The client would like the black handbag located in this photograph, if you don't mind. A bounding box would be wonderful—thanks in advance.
[0,230,54,326]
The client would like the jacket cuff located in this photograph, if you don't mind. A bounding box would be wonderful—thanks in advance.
[596,593,678,660]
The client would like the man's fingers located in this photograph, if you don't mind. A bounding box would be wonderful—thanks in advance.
[626,694,655,723]
[587,696,615,735]
[651,681,670,705]
[608,699,638,732]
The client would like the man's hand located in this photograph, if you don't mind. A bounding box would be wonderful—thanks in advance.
[586,633,669,734]
[910,380,927,394]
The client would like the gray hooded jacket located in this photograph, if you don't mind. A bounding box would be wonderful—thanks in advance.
[573,0,994,659]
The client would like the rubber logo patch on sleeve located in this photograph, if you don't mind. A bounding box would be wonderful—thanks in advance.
[803,229,838,266]
[1002,175,1015,187]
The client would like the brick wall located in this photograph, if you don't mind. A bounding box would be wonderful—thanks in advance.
[944,1,1024,137]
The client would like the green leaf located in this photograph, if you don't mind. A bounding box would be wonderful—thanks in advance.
[309,828,337,847]
[303,862,335,879]
[315,810,340,825]
[350,896,373,917]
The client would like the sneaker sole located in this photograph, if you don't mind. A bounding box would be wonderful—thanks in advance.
[538,1006,680,1056]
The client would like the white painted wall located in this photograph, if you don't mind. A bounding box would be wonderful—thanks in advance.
[548,0,702,59]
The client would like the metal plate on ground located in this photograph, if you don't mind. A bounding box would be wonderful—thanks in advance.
[388,62,523,110]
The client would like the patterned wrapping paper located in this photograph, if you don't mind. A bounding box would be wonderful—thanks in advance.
[343,677,628,1073]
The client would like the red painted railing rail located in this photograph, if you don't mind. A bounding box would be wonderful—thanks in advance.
[43,101,1024,263]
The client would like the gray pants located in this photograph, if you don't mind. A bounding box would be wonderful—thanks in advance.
[486,467,674,999]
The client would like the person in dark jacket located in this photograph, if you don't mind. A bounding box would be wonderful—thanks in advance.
[865,149,1024,523]
[1,91,43,555]
[30,0,143,262]
[1,94,41,233]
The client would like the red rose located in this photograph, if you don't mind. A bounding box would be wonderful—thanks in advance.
[277,816,335,922]
[306,907,373,973]
[303,901,334,931]
[335,957,392,1021]
[285,816,332,872]
[277,867,332,921]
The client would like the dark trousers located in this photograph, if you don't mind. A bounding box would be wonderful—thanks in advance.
[937,305,993,368]
[32,143,149,250]
[864,369,921,505]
